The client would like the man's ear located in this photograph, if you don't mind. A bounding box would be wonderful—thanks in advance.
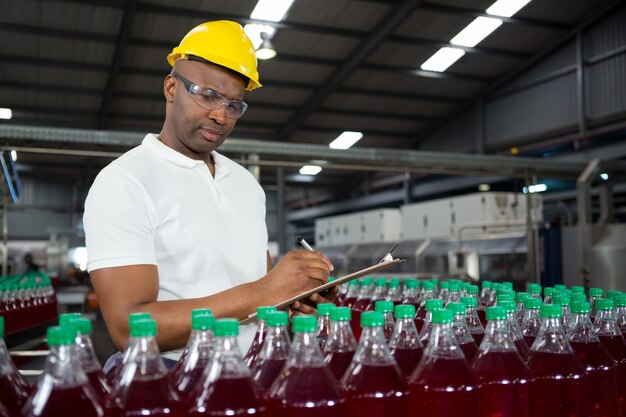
[164,74,176,103]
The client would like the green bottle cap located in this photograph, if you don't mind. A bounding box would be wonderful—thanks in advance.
[570,293,587,304]
[544,287,554,296]
[213,318,239,336]
[361,311,384,327]
[595,298,614,311]
[482,280,492,289]
[257,306,278,321]
[73,318,92,335]
[528,283,542,294]
[330,307,351,321]
[553,295,570,306]
[571,286,585,294]
[497,294,515,303]
[502,282,514,290]
[292,315,317,333]
[440,281,450,289]
[541,304,562,318]
[589,288,604,297]
[375,278,387,287]
[467,285,479,295]
[58,313,82,326]
[328,277,336,283]
[129,312,151,326]
[431,309,453,324]
[389,278,401,288]
[524,298,542,309]
[449,282,461,292]
[0,316,4,339]
[614,295,626,307]
[496,287,514,296]
[394,304,416,319]
[192,313,215,331]
[571,301,591,314]
[266,311,289,327]
[192,308,213,319]
[499,300,516,313]
[425,299,444,312]
[47,326,77,346]
[447,302,466,315]
[404,279,419,289]
[422,281,435,291]
[607,290,622,300]
[348,280,359,286]
[317,303,336,316]
[375,300,394,313]
[486,306,507,321]
[130,318,157,337]
[554,284,566,290]
[516,292,530,303]
[461,297,478,308]
[361,278,374,286]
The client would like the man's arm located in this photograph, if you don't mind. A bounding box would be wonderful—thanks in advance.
[92,250,333,352]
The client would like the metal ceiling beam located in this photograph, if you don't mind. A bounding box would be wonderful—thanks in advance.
[0,53,109,72]
[0,22,117,43]
[278,0,421,141]
[98,0,138,129]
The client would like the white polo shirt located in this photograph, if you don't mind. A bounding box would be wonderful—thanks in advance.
[83,133,268,359]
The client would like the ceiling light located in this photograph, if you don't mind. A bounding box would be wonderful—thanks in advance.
[329,131,363,150]
[523,184,547,194]
[420,47,466,72]
[256,32,277,60]
[478,184,491,191]
[450,16,503,47]
[487,0,533,18]
[250,0,295,22]
[244,24,276,50]
[10,150,17,162]
[600,173,609,181]
[0,108,12,120]
[299,165,322,176]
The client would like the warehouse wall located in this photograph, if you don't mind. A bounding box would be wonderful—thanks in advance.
[418,4,626,152]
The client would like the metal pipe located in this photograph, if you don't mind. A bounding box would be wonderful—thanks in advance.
[577,158,601,289]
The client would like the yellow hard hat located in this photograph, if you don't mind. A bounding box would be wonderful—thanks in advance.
[167,20,262,91]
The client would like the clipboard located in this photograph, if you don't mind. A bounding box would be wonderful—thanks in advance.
[239,257,403,325]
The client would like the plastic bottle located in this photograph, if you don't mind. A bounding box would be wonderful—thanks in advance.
[0,316,30,416]
[340,311,408,416]
[385,278,403,305]
[521,298,542,347]
[447,281,461,305]
[543,287,554,304]
[252,311,291,396]
[21,326,104,417]
[527,304,588,417]
[438,281,450,304]
[188,319,266,416]
[407,309,477,417]
[351,278,376,341]
[461,296,485,346]
[173,313,215,403]
[374,301,395,341]
[528,283,542,300]
[324,307,358,381]
[471,306,532,417]
[615,295,626,338]
[107,312,152,385]
[341,280,360,309]
[244,306,277,370]
[267,315,345,416]
[515,292,531,325]
[316,303,336,351]
[414,282,437,333]
[568,301,617,417]
[366,278,388,311]
[554,294,572,333]
[419,299,444,345]
[447,302,478,363]
[589,288,604,319]
[499,300,530,360]
[400,279,421,330]
[594,298,626,416]
[62,317,112,405]
[479,280,492,307]
[107,318,182,417]
[389,305,423,380]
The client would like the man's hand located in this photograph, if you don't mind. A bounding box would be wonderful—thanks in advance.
[288,285,339,318]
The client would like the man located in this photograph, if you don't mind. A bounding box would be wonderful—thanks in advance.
[83,21,334,364]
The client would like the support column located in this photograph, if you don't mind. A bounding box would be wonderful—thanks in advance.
[576,30,587,149]
[577,158,600,289]
[276,166,286,255]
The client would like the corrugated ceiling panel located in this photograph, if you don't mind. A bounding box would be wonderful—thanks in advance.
[486,72,577,146]
[114,72,167,96]
[479,24,559,53]
[1,90,102,111]
[366,42,439,67]
[231,125,277,139]
[239,107,293,125]
[139,0,255,16]
[257,60,335,84]
[272,31,360,60]
[584,5,626,60]
[324,92,456,118]
[287,0,389,30]
[108,97,165,119]
[394,9,472,42]
[586,52,626,123]
[449,53,521,77]
[305,113,424,135]
[248,86,312,106]
[418,106,477,153]
[518,0,612,24]
[1,63,107,89]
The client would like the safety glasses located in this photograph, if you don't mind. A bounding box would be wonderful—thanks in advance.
[172,72,248,119]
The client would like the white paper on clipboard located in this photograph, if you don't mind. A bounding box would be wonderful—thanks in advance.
[239,258,403,325]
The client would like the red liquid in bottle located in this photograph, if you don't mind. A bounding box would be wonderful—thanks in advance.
[527,351,588,417]
[268,366,345,416]
[22,385,103,417]
[325,350,355,380]
[0,371,30,416]
[570,341,617,417]
[252,358,286,395]
[477,308,487,328]
[0,401,8,417]
[188,376,266,416]
[244,328,266,370]
[459,342,478,363]
[109,378,183,417]
[390,347,423,380]
[175,368,205,403]
[598,335,626,415]
[415,305,426,333]
[470,332,483,346]
[472,350,531,417]
[524,335,536,348]
[85,370,111,405]
[515,339,530,360]
[342,296,357,309]
[351,311,363,342]
[408,357,476,417]
[342,364,408,416]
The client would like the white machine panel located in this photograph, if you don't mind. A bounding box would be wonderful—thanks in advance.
[315,209,400,247]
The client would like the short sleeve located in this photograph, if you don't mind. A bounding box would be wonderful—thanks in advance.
[84,164,158,272]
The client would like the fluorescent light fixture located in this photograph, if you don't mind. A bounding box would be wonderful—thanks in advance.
[450,17,503,48]
[256,32,277,60]
[487,0,533,18]
[600,173,609,181]
[10,150,17,162]
[244,24,276,49]
[478,184,491,191]
[329,131,363,150]
[420,47,465,72]
[251,0,295,22]
[299,165,322,176]
[0,108,12,120]
[523,184,547,194]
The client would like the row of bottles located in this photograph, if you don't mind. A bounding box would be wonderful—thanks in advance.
[0,272,57,334]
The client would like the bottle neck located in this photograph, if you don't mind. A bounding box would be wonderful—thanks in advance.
[483,319,517,351]
[353,326,395,365]
[425,323,464,359]
[534,317,574,353]
[325,320,358,352]
[211,335,250,378]
[357,284,375,299]
[568,313,599,343]
[594,310,622,336]
[120,335,168,382]
[523,308,540,321]
[389,317,421,349]
[259,325,291,360]
[403,287,419,302]
[43,344,89,388]
[289,331,325,367]
[386,286,401,301]
[75,334,102,372]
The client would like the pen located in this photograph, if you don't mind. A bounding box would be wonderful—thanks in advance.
[296,235,314,251]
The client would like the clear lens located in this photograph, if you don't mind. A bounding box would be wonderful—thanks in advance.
[174,73,248,119]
